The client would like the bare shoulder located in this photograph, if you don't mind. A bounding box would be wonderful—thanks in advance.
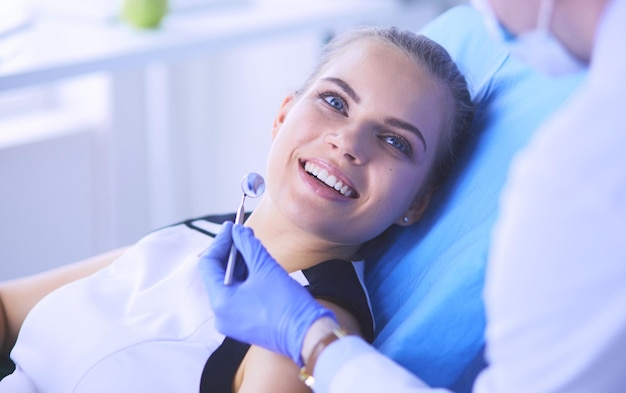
[236,345,311,393]
[317,298,363,336]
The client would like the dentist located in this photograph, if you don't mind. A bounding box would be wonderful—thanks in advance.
[199,0,626,391]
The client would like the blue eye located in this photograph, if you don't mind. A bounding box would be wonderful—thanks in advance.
[381,135,412,156]
[319,91,347,113]
[324,96,344,111]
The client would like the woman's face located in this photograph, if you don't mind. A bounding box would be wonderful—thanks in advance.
[265,39,451,245]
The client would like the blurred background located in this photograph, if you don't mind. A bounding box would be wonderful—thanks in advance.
[0,0,466,280]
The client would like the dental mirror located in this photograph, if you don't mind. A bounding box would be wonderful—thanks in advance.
[224,172,265,285]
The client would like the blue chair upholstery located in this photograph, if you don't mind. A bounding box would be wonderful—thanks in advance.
[362,5,584,392]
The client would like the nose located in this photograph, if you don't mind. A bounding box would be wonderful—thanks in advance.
[324,126,368,165]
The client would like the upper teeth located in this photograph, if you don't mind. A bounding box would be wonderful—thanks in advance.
[304,162,355,197]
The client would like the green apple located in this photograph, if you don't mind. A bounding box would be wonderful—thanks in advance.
[122,0,168,29]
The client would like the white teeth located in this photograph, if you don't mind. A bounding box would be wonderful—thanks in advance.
[324,175,337,188]
[304,161,355,197]
[317,169,329,182]
[304,162,320,176]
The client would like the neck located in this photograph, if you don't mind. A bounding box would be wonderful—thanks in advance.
[553,0,609,63]
[243,198,361,273]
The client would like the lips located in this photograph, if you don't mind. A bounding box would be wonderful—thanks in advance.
[303,161,357,198]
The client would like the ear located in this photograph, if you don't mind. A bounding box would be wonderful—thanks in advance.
[272,94,295,138]
[395,189,435,226]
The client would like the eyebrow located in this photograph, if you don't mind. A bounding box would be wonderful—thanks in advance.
[385,117,427,152]
[322,77,361,104]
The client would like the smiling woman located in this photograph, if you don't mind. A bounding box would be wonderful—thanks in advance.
[301,27,473,189]
[262,28,473,248]
[264,42,444,246]
[0,26,473,393]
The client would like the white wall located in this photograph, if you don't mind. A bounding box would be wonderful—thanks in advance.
[0,1,462,280]
[0,130,95,278]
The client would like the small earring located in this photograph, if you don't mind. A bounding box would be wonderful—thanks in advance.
[403,216,409,223]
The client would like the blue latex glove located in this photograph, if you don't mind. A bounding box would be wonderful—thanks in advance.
[198,222,336,366]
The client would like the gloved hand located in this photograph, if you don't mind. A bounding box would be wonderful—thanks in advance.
[198,222,336,366]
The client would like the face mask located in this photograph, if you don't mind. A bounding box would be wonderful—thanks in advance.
[471,0,585,76]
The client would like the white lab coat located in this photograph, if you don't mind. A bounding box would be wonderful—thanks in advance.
[312,0,626,391]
